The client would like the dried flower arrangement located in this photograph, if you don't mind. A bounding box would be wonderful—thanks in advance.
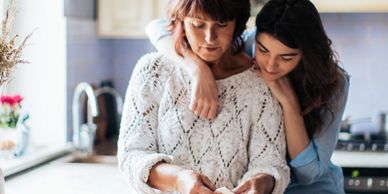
[0,0,33,85]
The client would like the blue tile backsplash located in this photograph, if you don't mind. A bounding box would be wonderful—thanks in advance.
[66,13,388,130]
[322,13,388,120]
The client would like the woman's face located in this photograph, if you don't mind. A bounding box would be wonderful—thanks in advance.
[182,14,236,63]
[254,32,302,81]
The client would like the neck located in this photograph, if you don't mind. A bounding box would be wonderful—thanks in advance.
[206,49,252,80]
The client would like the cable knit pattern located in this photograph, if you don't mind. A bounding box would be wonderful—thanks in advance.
[117,52,290,194]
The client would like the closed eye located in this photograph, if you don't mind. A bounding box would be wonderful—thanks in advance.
[281,56,294,61]
[192,21,204,28]
[257,46,268,53]
[217,21,228,27]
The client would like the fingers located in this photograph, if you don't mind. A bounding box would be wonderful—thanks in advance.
[200,175,216,191]
[190,95,218,120]
[199,105,211,119]
[198,186,216,194]
[207,102,218,119]
[232,180,250,194]
[191,100,217,119]
[190,99,198,112]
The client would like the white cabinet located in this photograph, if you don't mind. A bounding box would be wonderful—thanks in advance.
[310,0,388,13]
[97,0,168,38]
[250,0,388,14]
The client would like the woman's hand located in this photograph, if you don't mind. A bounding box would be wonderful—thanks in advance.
[232,174,275,194]
[254,63,299,110]
[175,21,219,119]
[175,169,216,194]
[190,64,218,119]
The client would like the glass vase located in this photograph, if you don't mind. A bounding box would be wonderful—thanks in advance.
[0,127,18,158]
[0,123,30,158]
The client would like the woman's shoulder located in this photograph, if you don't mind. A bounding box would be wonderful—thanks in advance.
[132,52,176,77]
[226,67,269,97]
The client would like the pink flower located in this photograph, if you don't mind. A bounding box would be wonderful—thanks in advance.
[1,96,13,105]
[1,95,23,106]
[13,95,23,104]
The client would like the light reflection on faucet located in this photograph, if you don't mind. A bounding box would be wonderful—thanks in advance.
[72,82,99,155]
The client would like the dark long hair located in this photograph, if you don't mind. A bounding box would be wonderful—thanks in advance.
[167,0,250,55]
[256,0,346,137]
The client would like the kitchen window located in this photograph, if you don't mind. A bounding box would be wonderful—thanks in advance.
[0,0,69,177]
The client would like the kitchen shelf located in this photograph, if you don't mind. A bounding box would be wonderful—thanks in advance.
[310,0,388,13]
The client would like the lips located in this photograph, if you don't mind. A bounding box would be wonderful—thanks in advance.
[202,45,218,52]
[265,70,280,75]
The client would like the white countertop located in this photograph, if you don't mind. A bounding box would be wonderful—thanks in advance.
[332,150,388,168]
[4,150,388,194]
[5,162,131,194]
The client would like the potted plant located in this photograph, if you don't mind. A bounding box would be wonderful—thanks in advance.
[0,94,29,158]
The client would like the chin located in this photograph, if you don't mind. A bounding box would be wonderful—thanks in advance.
[261,73,282,81]
[199,54,221,63]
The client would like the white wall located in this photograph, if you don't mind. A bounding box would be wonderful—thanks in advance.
[5,0,67,146]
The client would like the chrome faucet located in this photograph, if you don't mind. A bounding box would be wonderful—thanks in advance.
[72,82,99,154]
[94,87,123,116]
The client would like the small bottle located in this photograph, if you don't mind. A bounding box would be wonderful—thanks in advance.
[377,112,387,136]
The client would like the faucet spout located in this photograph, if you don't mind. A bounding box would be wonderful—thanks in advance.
[72,82,99,153]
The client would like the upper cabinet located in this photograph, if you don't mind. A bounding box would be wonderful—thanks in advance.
[97,0,168,38]
[310,0,388,13]
[98,0,388,38]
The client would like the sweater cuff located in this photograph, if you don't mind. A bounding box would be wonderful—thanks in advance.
[132,153,174,194]
[240,166,290,194]
[289,141,316,168]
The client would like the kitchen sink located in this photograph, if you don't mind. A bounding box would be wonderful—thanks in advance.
[68,154,117,164]
[55,152,117,165]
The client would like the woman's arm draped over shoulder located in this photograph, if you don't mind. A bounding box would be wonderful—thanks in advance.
[289,75,350,185]
[146,19,201,78]
[117,53,174,194]
[242,26,257,57]
[146,19,218,119]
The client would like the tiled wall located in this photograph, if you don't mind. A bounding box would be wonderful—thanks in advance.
[322,13,388,120]
[66,18,114,139]
[66,18,155,136]
[66,12,388,131]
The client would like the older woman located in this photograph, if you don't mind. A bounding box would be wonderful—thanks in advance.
[146,0,349,193]
[117,0,289,194]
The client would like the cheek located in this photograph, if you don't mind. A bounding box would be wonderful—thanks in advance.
[185,31,201,47]
[254,52,266,65]
[281,61,299,74]
[217,29,234,44]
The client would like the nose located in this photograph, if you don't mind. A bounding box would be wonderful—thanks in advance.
[205,27,217,44]
[266,58,279,72]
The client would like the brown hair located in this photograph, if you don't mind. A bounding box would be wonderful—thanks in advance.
[256,0,347,137]
[167,0,250,55]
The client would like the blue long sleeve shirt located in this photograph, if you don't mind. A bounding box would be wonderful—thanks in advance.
[146,19,350,194]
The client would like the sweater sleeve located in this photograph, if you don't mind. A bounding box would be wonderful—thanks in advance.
[289,73,350,185]
[117,53,174,194]
[240,89,290,194]
[242,27,257,57]
[145,19,171,47]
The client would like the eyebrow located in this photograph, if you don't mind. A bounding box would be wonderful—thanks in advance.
[192,15,205,20]
[256,39,299,57]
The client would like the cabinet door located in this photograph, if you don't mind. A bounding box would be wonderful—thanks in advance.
[97,0,167,38]
[310,0,388,13]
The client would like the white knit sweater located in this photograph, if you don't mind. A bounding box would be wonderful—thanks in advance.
[117,53,290,194]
